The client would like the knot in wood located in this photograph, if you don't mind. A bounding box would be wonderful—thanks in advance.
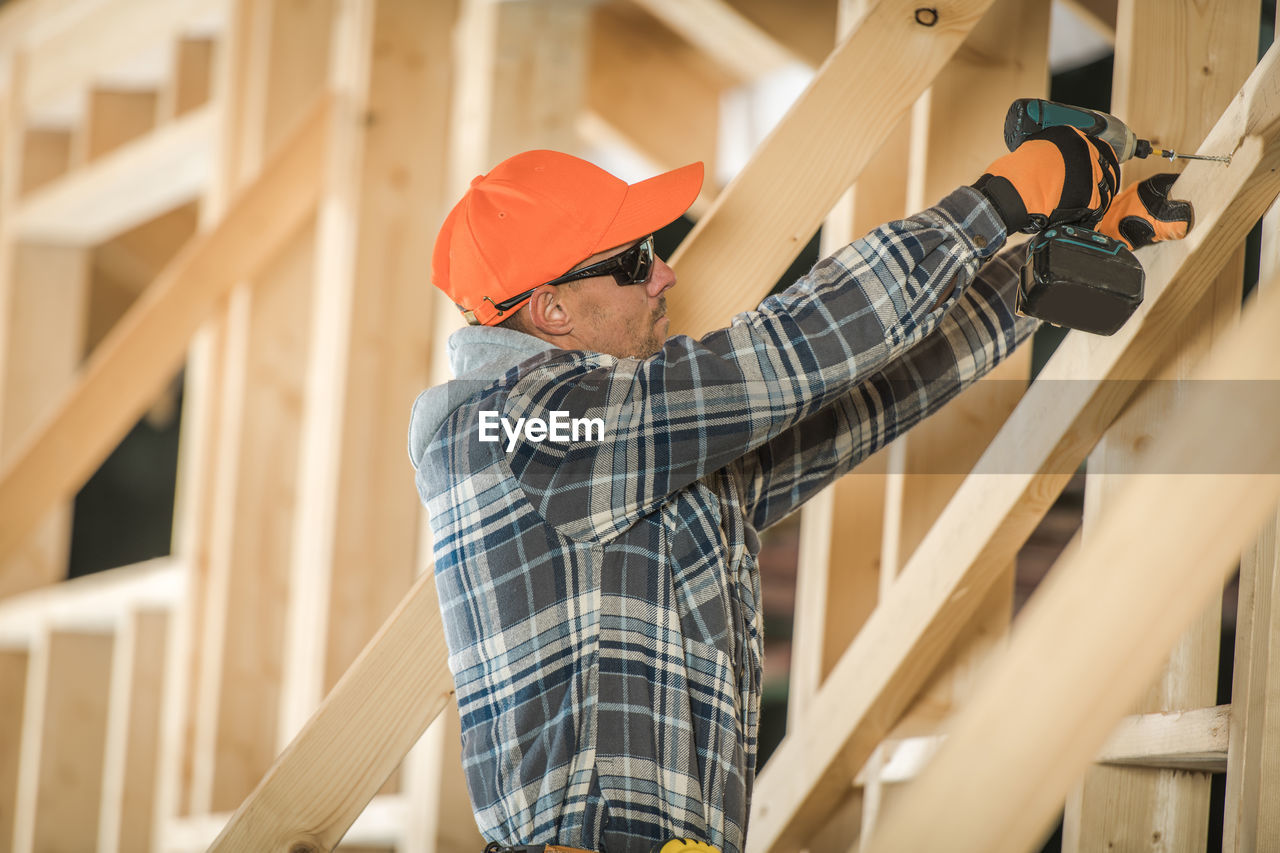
[914,7,939,26]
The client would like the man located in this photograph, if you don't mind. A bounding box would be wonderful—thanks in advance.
[408,131,1190,852]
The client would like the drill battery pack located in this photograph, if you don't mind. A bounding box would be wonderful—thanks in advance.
[1017,225,1145,336]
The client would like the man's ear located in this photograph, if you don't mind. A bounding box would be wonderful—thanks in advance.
[525,286,574,337]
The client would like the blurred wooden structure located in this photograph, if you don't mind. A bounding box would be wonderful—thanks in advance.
[0,0,1276,851]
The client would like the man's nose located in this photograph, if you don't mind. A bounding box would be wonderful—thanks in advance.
[647,257,676,297]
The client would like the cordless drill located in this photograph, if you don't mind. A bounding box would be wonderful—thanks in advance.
[1002,99,1224,336]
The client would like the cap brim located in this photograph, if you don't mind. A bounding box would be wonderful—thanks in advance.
[595,161,704,252]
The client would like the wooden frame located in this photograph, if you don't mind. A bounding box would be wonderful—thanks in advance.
[0,2,1277,851]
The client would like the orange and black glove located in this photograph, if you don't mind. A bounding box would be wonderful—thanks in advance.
[1096,172,1192,250]
[972,125,1120,234]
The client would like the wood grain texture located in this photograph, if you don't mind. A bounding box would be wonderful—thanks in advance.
[1223,175,1280,850]
[665,0,999,338]
[1063,4,1258,848]
[22,632,115,853]
[862,282,1280,853]
[208,569,452,853]
[745,45,1280,851]
[630,0,801,80]
[0,96,330,566]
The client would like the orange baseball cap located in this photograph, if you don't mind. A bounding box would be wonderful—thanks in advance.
[433,150,704,326]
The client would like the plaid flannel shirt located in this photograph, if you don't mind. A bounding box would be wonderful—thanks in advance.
[408,187,1039,852]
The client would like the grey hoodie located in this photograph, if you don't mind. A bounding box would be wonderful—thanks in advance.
[407,325,554,496]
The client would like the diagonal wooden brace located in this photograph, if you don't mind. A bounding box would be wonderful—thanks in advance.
[863,274,1280,853]
[746,44,1280,852]
[0,95,331,567]
[666,0,998,336]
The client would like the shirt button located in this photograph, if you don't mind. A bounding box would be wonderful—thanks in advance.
[974,234,988,249]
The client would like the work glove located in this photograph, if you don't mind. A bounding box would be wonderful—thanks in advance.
[1096,172,1193,250]
[972,125,1121,234]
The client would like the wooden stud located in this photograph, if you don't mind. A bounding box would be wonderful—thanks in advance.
[860,281,1280,853]
[786,0,893,726]
[724,0,840,68]
[208,568,452,852]
[14,630,115,853]
[449,0,590,186]
[665,0,999,338]
[18,127,72,196]
[99,609,170,853]
[168,37,216,120]
[1062,3,1258,848]
[857,0,1048,836]
[156,8,240,835]
[630,0,803,80]
[0,96,330,568]
[15,104,217,245]
[279,0,453,747]
[1223,109,1280,850]
[403,705,487,853]
[586,1,730,196]
[190,0,335,815]
[1224,511,1280,850]
[0,243,89,598]
[745,45,1280,849]
[20,0,222,125]
[80,88,160,164]
[195,223,319,813]
[0,650,27,850]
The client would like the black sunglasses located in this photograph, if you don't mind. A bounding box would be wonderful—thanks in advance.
[474,236,656,322]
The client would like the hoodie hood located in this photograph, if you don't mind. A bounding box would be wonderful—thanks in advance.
[407,325,555,470]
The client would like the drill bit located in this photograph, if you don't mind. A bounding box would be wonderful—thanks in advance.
[1156,148,1231,164]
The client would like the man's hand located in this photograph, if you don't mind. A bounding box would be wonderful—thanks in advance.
[972,125,1120,234]
[1097,172,1193,250]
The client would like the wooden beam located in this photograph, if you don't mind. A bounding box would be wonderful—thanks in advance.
[13,630,115,853]
[1095,705,1230,772]
[788,461,885,718]
[783,0,891,729]
[190,0,334,816]
[80,87,160,164]
[665,0,1000,337]
[18,127,72,196]
[860,283,1280,853]
[744,44,1280,850]
[0,650,27,850]
[449,0,590,185]
[630,0,804,80]
[0,95,329,567]
[279,0,452,748]
[858,0,1048,835]
[0,243,89,598]
[164,37,215,120]
[156,0,260,837]
[724,0,840,68]
[0,558,182,648]
[586,1,729,196]
[1062,2,1258,848]
[861,705,1231,783]
[14,104,216,245]
[1224,510,1280,850]
[208,568,452,853]
[21,0,222,125]
[1223,170,1280,851]
[99,609,169,853]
